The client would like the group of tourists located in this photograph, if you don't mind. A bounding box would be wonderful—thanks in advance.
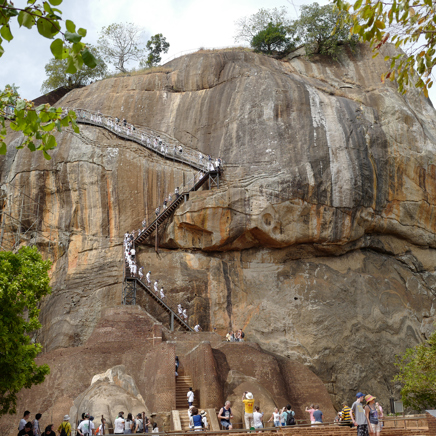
[225,329,245,342]
[112,412,158,434]
[17,411,71,436]
[75,110,223,174]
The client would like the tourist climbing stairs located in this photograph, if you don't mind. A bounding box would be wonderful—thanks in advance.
[123,273,193,332]
[135,168,218,245]
[176,374,197,430]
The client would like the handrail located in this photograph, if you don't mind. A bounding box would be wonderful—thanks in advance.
[134,277,193,332]
[66,107,222,173]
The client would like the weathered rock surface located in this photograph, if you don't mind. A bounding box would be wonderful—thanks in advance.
[1,43,436,412]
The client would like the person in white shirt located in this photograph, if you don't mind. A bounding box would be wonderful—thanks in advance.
[194,324,201,332]
[113,412,125,434]
[138,267,144,280]
[187,387,194,406]
[253,406,264,429]
[19,411,30,431]
[96,419,106,435]
[178,304,183,316]
[78,415,95,436]
[154,280,159,293]
[146,271,151,284]
[183,309,188,320]
[160,287,165,299]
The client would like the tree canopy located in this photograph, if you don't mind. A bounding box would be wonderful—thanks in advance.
[333,0,436,96]
[251,22,297,55]
[98,22,146,73]
[41,45,107,93]
[0,0,96,159]
[142,33,170,68]
[297,3,356,59]
[234,6,293,44]
[0,246,52,416]
[236,4,356,58]
[394,330,436,411]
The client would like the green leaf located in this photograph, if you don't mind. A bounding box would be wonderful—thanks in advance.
[43,150,52,160]
[72,42,84,54]
[77,28,87,37]
[50,38,63,58]
[64,31,82,43]
[45,134,56,149]
[48,0,63,5]
[65,57,77,74]
[43,2,52,13]
[354,0,362,10]
[1,25,13,42]
[65,19,75,33]
[27,142,36,152]
[36,17,59,39]
[41,122,55,131]
[27,0,37,4]
[18,11,34,29]
[0,141,6,154]
[82,48,97,68]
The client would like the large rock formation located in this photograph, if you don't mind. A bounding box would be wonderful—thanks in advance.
[1,43,436,415]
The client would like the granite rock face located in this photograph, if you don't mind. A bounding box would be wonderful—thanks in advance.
[1,44,436,410]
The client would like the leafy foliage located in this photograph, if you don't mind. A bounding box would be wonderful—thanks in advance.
[0,0,97,159]
[0,1,96,73]
[333,0,436,96]
[0,246,52,416]
[234,6,293,44]
[235,4,356,59]
[98,22,146,73]
[394,330,436,411]
[0,85,79,159]
[296,3,357,59]
[142,33,170,68]
[41,45,107,93]
[251,22,298,55]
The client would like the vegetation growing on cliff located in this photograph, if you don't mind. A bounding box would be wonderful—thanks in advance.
[234,4,356,59]
[41,45,107,93]
[0,0,96,159]
[394,329,436,410]
[98,22,147,73]
[333,0,436,97]
[0,247,52,416]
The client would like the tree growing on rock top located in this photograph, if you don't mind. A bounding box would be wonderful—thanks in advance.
[98,22,147,73]
[251,22,299,55]
[0,247,52,416]
[295,3,357,59]
[234,6,293,44]
[41,45,107,93]
[141,34,170,68]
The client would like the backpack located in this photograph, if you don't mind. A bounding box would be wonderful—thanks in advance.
[286,410,296,426]
[59,424,68,436]
[136,419,143,433]
[241,332,245,338]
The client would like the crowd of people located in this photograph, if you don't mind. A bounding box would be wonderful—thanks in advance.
[75,110,223,173]
[216,391,384,435]
[15,390,385,436]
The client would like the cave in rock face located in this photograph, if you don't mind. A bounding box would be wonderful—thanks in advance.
[1,43,436,425]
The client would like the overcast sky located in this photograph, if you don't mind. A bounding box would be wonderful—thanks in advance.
[0,0,434,104]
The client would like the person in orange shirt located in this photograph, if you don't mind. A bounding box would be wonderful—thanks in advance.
[242,392,255,429]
